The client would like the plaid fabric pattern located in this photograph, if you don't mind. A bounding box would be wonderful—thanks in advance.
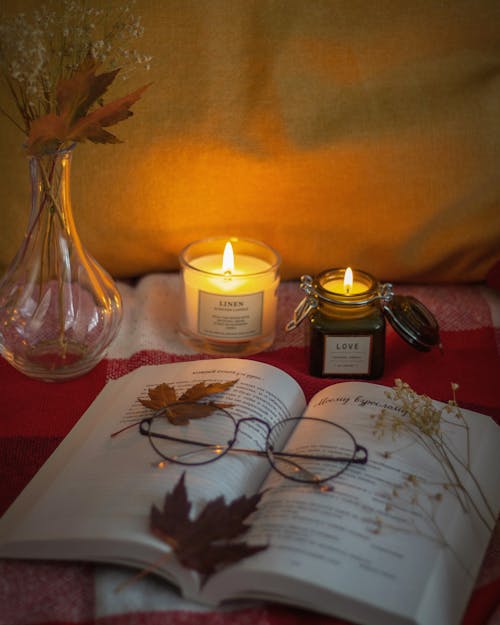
[1,275,499,625]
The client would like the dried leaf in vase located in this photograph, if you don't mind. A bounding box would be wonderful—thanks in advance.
[27,57,150,156]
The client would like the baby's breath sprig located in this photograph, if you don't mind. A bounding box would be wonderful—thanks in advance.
[372,380,496,534]
[0,0,152,149]
[370,472,471,573]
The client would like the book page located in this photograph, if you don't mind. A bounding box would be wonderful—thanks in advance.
[205,381,500,625]
[0,358,306,591]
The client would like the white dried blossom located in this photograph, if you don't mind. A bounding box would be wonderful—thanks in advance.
[0,0,151,134]
[371,379,496,536]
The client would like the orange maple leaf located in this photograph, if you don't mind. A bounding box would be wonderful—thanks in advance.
[56,56,120,124]
[26,57,150,155]
[138,379,238,425]
[179,380,238,402]
[139,383,178,411]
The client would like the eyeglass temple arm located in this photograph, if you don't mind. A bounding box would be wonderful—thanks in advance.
[138,418,233,450]
[266,444,368,464]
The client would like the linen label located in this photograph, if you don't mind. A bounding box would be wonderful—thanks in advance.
[198,290,264,339]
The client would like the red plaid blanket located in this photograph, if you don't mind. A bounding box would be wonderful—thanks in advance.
[1,275,499,625]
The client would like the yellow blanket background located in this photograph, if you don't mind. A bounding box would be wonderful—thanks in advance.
[1,0,499,282]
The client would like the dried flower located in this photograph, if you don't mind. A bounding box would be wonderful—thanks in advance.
[0,0,151,154]
[372,380,496,536]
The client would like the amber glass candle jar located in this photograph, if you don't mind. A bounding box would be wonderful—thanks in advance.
[307,268,385,378]
[287,268,441,379]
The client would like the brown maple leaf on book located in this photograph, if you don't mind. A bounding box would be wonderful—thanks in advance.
[139,379,238,425]
[150,473,267,578]
[111,379,238,437]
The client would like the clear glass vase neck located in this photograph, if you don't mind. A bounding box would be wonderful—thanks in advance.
[27,145,79,241]
[0,144,123,381]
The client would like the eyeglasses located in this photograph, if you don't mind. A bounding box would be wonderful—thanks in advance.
[139,402,368,489]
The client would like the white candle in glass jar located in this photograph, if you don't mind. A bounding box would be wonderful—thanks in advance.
[179,238,280,354]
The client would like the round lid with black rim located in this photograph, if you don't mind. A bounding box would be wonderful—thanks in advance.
[382,295,441,352]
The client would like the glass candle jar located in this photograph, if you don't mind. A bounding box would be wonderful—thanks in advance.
[179,237,281,355]
[286,268,440,379]
[309,269,386,378]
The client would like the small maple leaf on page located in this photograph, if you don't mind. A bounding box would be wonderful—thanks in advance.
[139,383,178,411]
[179,380,237,402]
[150,473,267,578]
[139,379,237,425]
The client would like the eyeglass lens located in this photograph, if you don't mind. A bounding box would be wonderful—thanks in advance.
[267,417,359,483]
[147,405,236,464]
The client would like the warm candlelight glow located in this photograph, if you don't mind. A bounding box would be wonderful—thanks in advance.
[222,241,234,274]
[322,267,368,296]
[179,237,280,354]
[344,267,353,294]
[307,267,384,378]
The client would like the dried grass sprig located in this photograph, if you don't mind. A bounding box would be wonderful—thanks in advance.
[372,379,496,534]
[0,0,152,154]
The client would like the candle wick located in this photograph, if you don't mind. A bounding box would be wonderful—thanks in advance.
[224,270,232,280]
[345,284,351,295]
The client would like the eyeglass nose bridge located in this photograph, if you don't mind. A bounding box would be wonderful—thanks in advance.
[232,416,272,440]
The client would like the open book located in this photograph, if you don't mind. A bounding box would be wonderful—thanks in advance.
[1,359,499,625]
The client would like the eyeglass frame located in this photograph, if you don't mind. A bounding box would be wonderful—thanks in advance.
[138,402,368,486]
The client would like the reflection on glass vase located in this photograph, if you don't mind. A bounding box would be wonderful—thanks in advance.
[0,144,122,381]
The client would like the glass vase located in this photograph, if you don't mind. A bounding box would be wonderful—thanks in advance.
[0,144,122,381]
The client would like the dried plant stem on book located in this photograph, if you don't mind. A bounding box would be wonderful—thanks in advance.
[371,380,497,540]
[371,474,473,574]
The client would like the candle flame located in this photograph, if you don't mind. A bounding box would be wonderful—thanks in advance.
[344,267,353,295]
[222,241,235,275]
